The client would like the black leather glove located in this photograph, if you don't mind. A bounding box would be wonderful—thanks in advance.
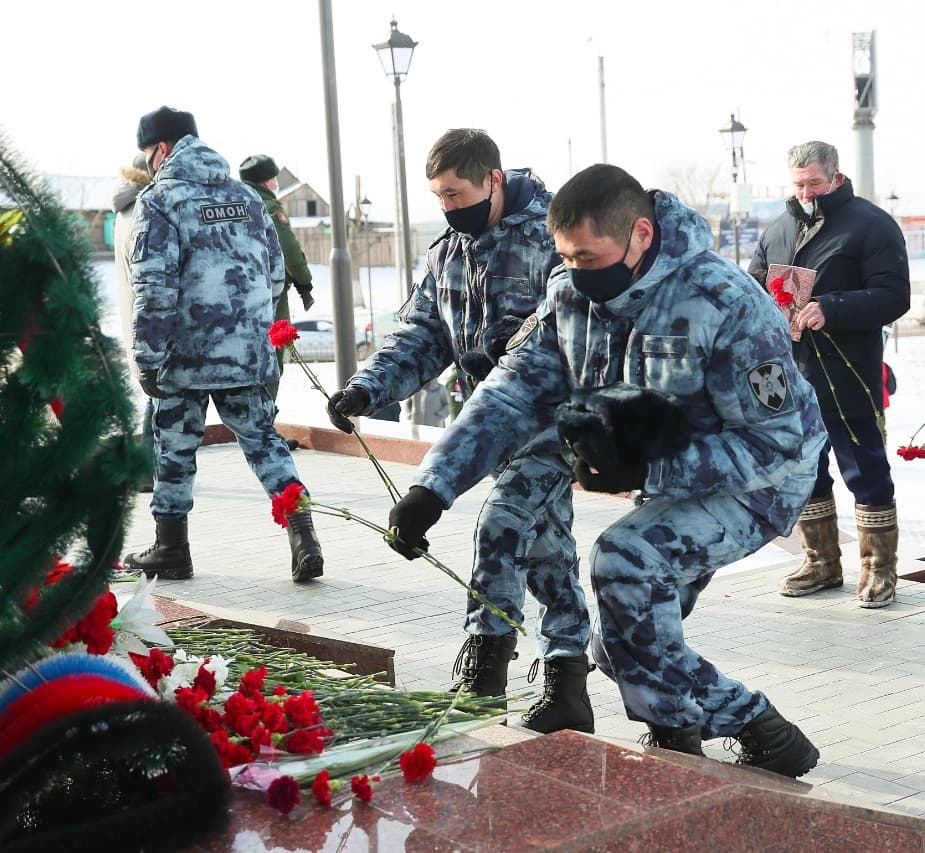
[296,286,314,312]
[326,386,371,433]
[138,369,168,399]
[556,383,691,474]
[571,441,647,493]
[387,486,444,560]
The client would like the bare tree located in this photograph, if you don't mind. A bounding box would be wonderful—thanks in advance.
[658,160,724,214]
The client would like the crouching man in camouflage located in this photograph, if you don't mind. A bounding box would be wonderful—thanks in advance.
[123,106,323,584]
[387,163,827,778]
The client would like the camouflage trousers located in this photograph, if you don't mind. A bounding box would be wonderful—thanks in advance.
[467,446,590,659]
[149,385,303,518]
[590,491,805,738]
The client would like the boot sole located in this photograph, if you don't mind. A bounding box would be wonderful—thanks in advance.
[141,567,194,580]
[740,743,819,779]
[293,555,324,583]
[858,593,895,609]
[779,578,843,597]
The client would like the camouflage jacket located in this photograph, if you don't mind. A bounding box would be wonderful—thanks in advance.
[348,168,559,411]
[413,191,827,532]
[130,135,284,390]
[246,181,313,291]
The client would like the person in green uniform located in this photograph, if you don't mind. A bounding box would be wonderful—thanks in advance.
[239,154,314,403]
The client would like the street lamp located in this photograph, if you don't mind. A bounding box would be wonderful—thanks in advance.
[887,191,899,219]
[360,195,373,347]
[719,113,748,265]
[373,19,417,303]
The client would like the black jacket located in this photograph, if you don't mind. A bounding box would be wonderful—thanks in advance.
[750,178,909,418]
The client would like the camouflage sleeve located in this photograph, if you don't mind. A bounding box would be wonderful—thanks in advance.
[262,209,285,303]
[412,301,567,508]
[645,296,813,500]
[273,209,312,288]
[349,267,455,412]
[130,195,180,373]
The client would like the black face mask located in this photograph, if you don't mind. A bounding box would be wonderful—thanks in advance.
[570,221,641,303]
[444,180,494,236]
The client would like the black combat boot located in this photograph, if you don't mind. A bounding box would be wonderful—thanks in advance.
[451,635,519,699]
[123,517,194,580]
[520,655,595,734]
[289,508,324,583]
[640,723,705,756]
[733,705,819,778]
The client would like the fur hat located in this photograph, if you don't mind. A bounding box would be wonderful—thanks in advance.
[239,154,279,183]
[136,106,198,149]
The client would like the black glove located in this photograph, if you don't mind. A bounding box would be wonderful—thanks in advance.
[458,351,494,385]
[571,441,647,493]
[387,486,444,560]
[556,383,691,474]
[296,285,314,312]
[138,369,168,399]
[482,315,527,363]
[326,386,371,433]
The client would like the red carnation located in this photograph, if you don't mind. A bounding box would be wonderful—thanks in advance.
[768,276,795,308]
[399,742,437,783]
[268,319,300,349]
[129,647,175,689]
[283,690,323,727]
[267,774,302,815]
[239,666,269,699]
[271,483,307,528]
[192,662,217,697]
[52,590,119,655]
[284,727,327,755]
[311,769,333,807]
[350,774,379,803]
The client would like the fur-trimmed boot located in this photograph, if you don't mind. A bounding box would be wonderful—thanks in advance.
[288,508,324,583]
[451,635,518,699]
[520,655,595,734]
[856,501,898,608]
[779,495,843,596]
[123,517,194,580]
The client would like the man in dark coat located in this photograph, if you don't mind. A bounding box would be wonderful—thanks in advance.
[750,140,910,608]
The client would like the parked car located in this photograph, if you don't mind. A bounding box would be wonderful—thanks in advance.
[285,318,370,362]
[359,310,404,351]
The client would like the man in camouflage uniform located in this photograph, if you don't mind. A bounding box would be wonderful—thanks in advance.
[239,154,314,404]
[387,164,828,779]
[326,129,593,735]
[123,106,324,584]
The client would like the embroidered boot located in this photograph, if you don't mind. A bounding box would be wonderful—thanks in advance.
[779,495,843,596]
[123,517,194,580]
[520,655,595,734]
[856,501,898,608]
[733,705,819,778]
[288,507,324,583]
[640,723,704,756]
[451,635,518,700]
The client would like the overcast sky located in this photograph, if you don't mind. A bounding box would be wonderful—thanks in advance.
[3,0,921,222]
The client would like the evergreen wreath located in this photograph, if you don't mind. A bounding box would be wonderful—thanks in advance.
[0,132,148,673]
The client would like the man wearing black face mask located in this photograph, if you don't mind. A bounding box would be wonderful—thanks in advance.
[750,141,910,608]
[326,128,594,736]
[385,163,829,779]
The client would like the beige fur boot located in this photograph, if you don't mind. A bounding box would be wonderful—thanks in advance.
[856,502,898,608]
[779,495,843,596]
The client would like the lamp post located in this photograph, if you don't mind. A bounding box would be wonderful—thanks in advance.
[360,195,373,347]
[719,113,748,266]
[887,191,899,219]
[373,19,417,303]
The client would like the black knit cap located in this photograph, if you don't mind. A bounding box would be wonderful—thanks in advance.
[136,106,198,149]
[239,154,279,183]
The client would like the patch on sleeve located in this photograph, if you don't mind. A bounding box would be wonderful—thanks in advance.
[274,209,290,226]
[505,314,539,351]
[130,229,148,263]
[747,362,789,411]
[199,202,252,224]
